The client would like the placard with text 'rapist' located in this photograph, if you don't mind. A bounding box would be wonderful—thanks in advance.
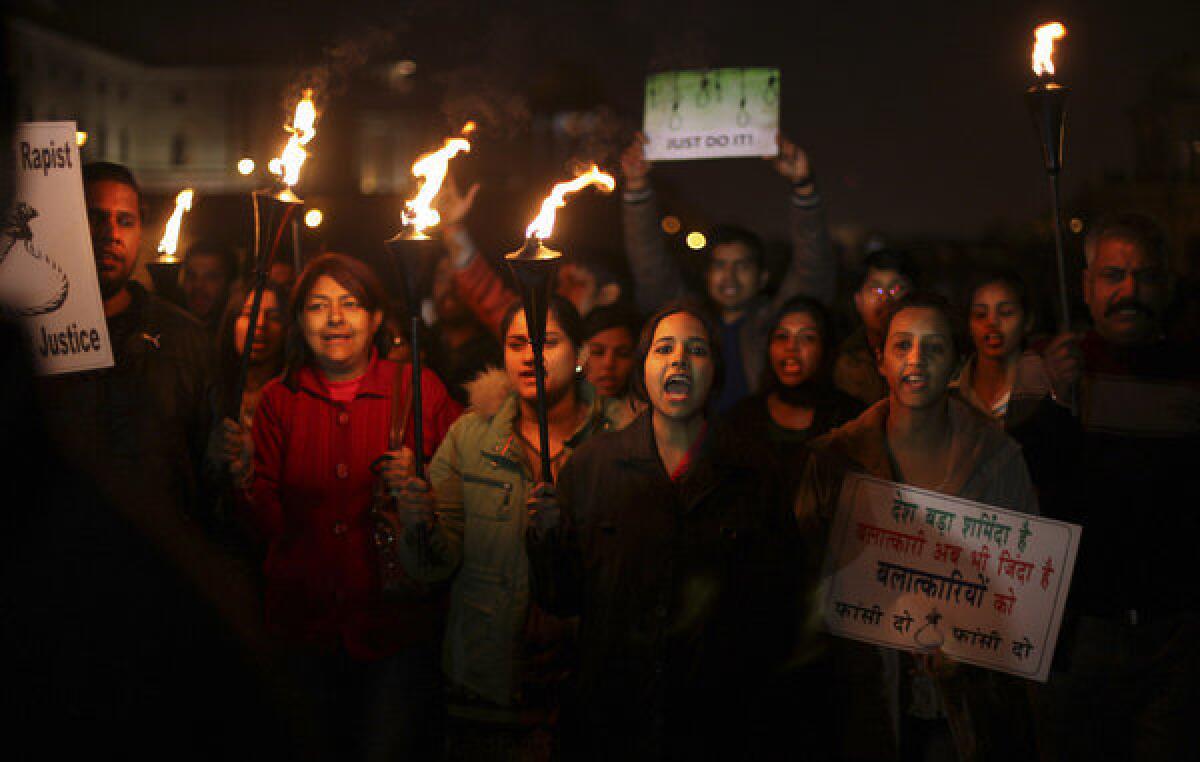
[2,121,112,375]
[822,474,1081,682]
[642,68,780,161]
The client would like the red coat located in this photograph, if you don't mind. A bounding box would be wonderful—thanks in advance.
[243,356,462,660]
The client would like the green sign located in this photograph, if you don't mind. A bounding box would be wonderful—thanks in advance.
[642,68,780,161]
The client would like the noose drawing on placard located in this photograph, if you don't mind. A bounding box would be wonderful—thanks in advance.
[914,608,946,651]
[669,72,683,130]
[0,202,70,318]
[763,72,780,106]
[736,69,751,127]
[697,73,711,107]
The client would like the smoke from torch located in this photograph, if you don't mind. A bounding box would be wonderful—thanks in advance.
[269,88,318,189]
[525,165,616,240]
[157,188,195,261]
[1032,22,1066,78]
[401,123,475,237]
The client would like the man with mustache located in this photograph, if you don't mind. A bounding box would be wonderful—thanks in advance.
[36,162,216,530]
[1037,212,1199,760]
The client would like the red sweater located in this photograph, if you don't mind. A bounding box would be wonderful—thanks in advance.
[244,356,462,659]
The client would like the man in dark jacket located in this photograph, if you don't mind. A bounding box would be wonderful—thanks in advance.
[37,162,216,528]
[1036,212,1199,760]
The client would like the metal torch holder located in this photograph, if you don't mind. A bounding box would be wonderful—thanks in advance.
[147,259,183,307]
[1025,82,1071,332]
[230,187,302,418]
[383,232,442,480]
[505,238,562,483]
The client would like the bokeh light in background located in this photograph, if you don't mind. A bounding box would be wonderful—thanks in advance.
[237,158,256,175]
[304,208,324,228]
[686,231,706,250]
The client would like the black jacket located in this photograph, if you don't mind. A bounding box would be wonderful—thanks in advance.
[37,282,216,526]
[528,412,800,761]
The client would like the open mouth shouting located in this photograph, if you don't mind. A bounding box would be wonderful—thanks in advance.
[662,372,692,403]
[900,370,930,393]
[982,332,1005,351]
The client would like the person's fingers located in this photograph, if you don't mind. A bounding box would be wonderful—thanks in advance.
[222,417,241,434]
[462,182,481,206]
[402,477,430,493]
[529,481,556,499]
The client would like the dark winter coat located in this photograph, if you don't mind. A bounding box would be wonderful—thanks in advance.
[528,412,800,760]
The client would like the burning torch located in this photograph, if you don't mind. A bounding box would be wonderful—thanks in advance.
[148,188,194,304]
[384,123,474,480]
[1025,22,1072,331]
[506,166,615,482]
[230,89,315,418]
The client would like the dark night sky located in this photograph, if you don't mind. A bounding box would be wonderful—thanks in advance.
[16,0,1200,239]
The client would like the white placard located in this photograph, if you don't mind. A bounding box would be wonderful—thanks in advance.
[821,474,1081,682]
[642,68,780,161]
[2,121,112,375]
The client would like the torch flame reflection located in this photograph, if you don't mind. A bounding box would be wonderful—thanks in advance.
[525,165,616,240]
[402,125,474,236]
[1032,22,1066,78]
[270,88,317,188]
[157,188,195,260]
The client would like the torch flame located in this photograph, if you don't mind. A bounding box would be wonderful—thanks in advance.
[1032,22,1066,77]
[157,188,195,260]
[461,121,477,135]
[525,165,616,240]
[402,129,473,235]
[270,88,317,188]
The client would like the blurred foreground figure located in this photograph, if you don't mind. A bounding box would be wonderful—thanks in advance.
[1034,213,1200,760]
[37,162,215,528]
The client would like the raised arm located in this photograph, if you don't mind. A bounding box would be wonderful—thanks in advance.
[436,175,518,337]
[621,133,688,314]
[769,137,836,308]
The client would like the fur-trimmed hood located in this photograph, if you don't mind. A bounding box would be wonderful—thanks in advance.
[463,367,513,419]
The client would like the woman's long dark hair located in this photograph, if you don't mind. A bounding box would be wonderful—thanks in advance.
[758,295,837,405]
[283,253,393,388]
[215,278,289,410]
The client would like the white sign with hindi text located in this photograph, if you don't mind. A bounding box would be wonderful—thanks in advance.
[1,121,112,375]
[821,473,1081,682]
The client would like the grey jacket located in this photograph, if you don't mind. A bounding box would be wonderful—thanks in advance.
[622,185,835,390]
[407,369,622,705]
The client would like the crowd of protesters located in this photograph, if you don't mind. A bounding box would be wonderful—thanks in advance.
[1,130,1197,762]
